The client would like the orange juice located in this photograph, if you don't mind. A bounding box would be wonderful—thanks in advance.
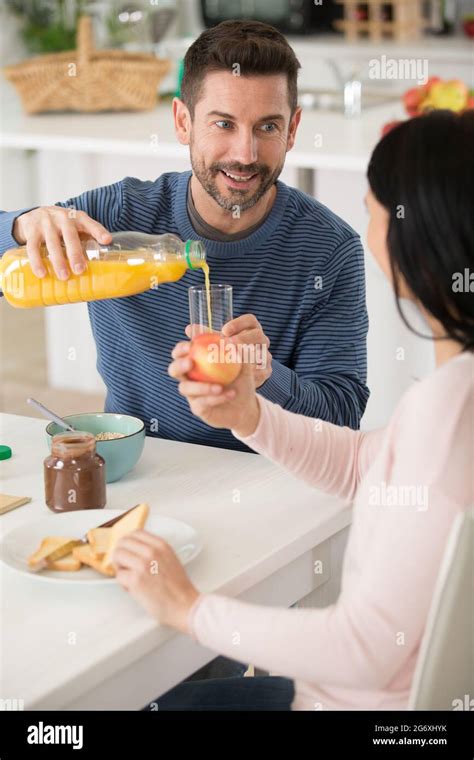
[202,261,213,332]
[0,248,208,308]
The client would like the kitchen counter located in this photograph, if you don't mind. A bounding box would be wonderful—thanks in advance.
[0,82,404,172]
[0,412,350,710]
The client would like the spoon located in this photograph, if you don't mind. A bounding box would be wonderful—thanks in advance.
[27,398,76,432]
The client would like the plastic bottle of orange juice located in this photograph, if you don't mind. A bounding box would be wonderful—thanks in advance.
[0,232,207,308]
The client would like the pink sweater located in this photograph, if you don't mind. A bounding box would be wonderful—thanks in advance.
[187,351,473,710]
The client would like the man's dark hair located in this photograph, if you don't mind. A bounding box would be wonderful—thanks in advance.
[180,20,301,118]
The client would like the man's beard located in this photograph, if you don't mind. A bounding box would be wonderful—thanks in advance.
[190,147,284,212]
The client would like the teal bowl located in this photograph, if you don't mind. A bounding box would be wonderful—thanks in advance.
[45,413,146,483]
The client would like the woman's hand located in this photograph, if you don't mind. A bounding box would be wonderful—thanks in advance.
[184,314,272,389]
[168,340,261,437]
[113,530,201,634]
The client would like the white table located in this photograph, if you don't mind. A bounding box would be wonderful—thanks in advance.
[0,412,351,710]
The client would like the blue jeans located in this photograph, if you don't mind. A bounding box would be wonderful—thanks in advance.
[144,675,295,711]
[183,655,248,681]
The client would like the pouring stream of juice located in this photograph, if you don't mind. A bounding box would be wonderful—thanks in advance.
[202,262,213,333]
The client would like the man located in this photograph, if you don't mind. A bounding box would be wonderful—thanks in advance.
[0,20,369,454]
[0,20,369,685]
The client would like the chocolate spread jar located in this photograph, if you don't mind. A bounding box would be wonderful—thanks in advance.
[44,432,106,512]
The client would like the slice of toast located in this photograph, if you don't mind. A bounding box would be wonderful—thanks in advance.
[101,503,149,576]
[28,536,78,567]
[46,554,82,572]
[72,543,115,576]
[86,527,111,556]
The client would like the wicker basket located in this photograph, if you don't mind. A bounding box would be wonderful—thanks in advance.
[3,16,171,114]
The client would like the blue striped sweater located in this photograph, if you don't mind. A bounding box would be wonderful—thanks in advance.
[0,171,369,452]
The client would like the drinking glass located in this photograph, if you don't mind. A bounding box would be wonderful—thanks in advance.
[188,284,233,338]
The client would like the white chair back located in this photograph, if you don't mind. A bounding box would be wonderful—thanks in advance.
[409,506,473,710]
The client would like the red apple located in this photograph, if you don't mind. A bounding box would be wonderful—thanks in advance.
[187,332,242,386]
[381,119,403,137]
[465,92,474,110]
[402,78,440,118]
[425,76,441,89]
[403,86,424,117]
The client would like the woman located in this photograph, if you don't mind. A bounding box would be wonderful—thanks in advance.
[113,110,473,711]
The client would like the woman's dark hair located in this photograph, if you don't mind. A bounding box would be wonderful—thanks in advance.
[367,109,474,351]
[181,20,301,118]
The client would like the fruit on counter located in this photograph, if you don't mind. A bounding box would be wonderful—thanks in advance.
[403,87,424,117]
[383,77,472,136]
[381,120,403,137]
[421,80,469,113]
[402,77,441,116]
[424,77,441,88]
[402,78,469,117]
[187,332,242,386]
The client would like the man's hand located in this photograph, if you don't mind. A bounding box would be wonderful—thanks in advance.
[168,341,261,437]
[13,206,112,280]
[185,314,272,388]
[113,530,201,634]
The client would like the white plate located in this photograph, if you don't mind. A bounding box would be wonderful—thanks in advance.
[0,510,203,585]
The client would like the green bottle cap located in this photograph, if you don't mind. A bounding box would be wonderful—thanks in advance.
[0,445,12,460]
[185,240,196,270]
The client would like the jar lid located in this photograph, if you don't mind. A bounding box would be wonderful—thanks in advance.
[0,445,12,460]
[51,432,96,458]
